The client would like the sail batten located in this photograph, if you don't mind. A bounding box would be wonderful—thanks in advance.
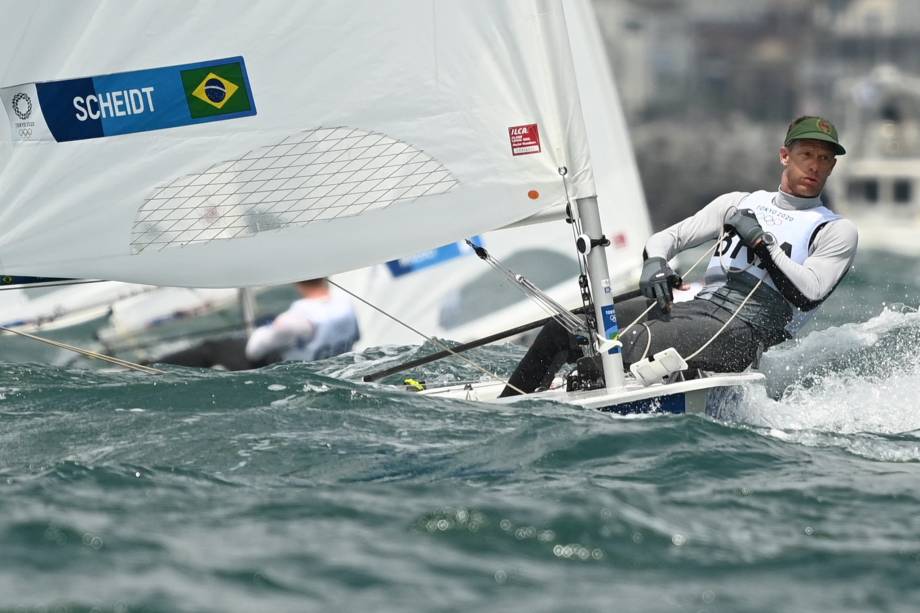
[0,1,595,287]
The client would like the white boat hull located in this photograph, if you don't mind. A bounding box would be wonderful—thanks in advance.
[416,371,765,416]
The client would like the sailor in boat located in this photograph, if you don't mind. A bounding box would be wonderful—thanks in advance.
[501,116,859,396]
[151,278,360,370]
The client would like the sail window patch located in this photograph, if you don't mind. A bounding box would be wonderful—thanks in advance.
[131,127,458,253]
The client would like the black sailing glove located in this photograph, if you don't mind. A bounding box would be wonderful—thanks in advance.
[724,208,768,250]
[639,256,681,313]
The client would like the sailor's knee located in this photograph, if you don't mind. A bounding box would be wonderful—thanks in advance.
[618,325,650,366]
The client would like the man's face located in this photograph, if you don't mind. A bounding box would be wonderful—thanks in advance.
[779,139,837,198]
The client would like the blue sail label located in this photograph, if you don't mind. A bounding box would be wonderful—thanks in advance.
[1,57,256,143]
[600,304,621,354]
[386,236,484,278]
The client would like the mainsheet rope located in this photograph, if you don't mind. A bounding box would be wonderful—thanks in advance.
[625,205,766,362]
[0,325,165,375]
[327,280,527,396]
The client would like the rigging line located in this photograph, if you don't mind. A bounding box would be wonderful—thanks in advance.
[472,245,586,334]
[483,255,583,329]
[517,276,586,332]
[685,278,763,361]
[361,290,641,383]
[620,235,763,364]
[0,325,166,375]
[482,263,585,336]
[557,168,597,338]
[0,279,104,292]
[618,239,720,338]
[327,280,527,396]
[638,323,653,361]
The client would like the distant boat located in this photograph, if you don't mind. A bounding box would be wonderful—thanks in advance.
[831,65,920,255]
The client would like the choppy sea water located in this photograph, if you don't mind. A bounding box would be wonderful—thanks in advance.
[2,250,920,612]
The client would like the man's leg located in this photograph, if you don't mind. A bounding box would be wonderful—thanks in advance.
[499,318,578,397]
[618,299,761,372]
[499,296,762,397]
[499,298,659,397]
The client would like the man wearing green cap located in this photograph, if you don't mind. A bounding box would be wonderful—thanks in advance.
[501,116,858,396]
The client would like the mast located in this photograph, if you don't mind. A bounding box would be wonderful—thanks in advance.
[238,288,257,336]
[575,196,625,391]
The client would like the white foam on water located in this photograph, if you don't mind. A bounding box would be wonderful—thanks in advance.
[760,305,920,393]
[720,306,920,461]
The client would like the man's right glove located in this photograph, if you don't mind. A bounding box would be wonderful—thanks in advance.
[639,256,681,313]
[724,208,768,250]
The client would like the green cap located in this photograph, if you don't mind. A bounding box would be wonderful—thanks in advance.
[784,116,846,155]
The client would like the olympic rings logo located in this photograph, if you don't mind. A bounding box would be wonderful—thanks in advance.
[18,128,32,139]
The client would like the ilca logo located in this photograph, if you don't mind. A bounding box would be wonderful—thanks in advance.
[11,92,32,120]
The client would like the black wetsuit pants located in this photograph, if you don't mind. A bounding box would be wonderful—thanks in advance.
[500,296,772,396]
[155,337,282,371]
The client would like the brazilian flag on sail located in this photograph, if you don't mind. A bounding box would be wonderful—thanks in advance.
[180,61,253,119]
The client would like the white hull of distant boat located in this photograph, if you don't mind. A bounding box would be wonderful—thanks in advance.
[0,282,156,333]
[831,67,920,256]
[833,157,920,256]
[418,372,765,416]
[842,216,920,256]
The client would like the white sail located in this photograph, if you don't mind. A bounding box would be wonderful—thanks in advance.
[0,282,156,332]
[0,1,594,288]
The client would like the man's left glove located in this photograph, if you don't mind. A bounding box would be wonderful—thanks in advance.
[639,257,681,313]
[724,208,768,250]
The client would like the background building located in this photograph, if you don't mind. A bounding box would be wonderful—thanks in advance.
[592,0,920,227]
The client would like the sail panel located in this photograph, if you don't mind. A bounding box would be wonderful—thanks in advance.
[0,0,595,287]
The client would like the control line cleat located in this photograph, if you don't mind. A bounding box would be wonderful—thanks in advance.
[629,347,688,387]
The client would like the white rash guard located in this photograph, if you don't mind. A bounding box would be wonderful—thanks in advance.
[245,289,360,362]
